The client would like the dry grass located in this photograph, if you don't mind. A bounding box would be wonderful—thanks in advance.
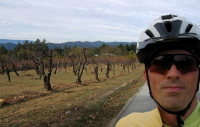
[0,64,144,127]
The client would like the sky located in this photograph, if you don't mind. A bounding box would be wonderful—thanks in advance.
[0,0,200,43]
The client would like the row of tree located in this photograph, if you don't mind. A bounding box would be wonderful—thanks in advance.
[0,39,138,91]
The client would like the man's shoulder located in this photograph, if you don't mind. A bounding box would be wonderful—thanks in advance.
[116,108,162,127]
[184,102,200,127]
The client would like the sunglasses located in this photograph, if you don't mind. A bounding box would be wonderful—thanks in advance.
[146,54,199,74]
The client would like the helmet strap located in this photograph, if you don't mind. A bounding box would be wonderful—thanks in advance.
[144,66,200,127]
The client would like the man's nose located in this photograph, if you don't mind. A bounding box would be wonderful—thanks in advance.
[166,64,181,79]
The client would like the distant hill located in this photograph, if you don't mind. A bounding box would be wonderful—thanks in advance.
[0,39,136,50]
[0,39,30,44]
[0,43,17,50]
[47,41,136,49]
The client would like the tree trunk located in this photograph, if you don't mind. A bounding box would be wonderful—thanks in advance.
[43,50,53,91]
[76,77,81,84]
[94,65,100,81]
[32,59,40,75]
[54,67,57,74]
[6,67,11,82]
[76,61,85,85]
[43,74,52,91]
[106,62,110,78]
[12,63,19,76]
[1,61,5,74]
[76,48,87,85]
[70,59,77,75]
[121,64,126,74]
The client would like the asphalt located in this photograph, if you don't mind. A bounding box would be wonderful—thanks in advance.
[109,83,200,127]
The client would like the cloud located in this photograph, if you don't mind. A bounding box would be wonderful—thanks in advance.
[0,0,200,43]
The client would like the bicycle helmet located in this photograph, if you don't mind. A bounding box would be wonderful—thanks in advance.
[136,14,200,127]
[136,14,200,63]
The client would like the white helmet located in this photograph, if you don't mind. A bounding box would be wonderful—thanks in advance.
[136,14,200,63]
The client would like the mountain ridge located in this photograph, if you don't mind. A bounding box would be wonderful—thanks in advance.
[0,39,136,50]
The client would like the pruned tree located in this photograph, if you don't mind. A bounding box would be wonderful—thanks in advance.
[24,39,53,91]
[68,47,83,75]
[94,64,100,81]
[0,54,17,81]
[69,57,77,75]
[106,62,111,78]
[7,55,19,76]
[40,50,53,91]
[90,58,100,82]
[0,45,8,74]
[0,57,6,75]
[6,66,10,82]
[121,64,126,74]
[76,48,87,85]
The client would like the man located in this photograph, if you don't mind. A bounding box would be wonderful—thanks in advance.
[116,14,200,127]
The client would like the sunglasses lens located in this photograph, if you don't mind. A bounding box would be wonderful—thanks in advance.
[148,54,198,74]
[148,55,171,74]
[175,55,198,74]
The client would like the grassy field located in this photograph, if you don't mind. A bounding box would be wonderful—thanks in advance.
[0,64,145,127]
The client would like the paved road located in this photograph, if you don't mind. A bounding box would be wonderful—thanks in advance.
[110,83,200,127]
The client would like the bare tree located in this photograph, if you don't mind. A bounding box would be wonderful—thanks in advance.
[121,64,126,74]
[25,39,53,91]
[41,50,53,91]
[94,65,100,81]
[106,62,111,78]
[76,48,87,85]
[7,55,19,76]
[69,57,77,75]
[0,59,6,74]
[6,66,10,82]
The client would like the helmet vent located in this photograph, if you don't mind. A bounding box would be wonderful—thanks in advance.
[161,14,177,20]
[185,24,193,32]
[165,22,172,32]
[145,30,155,37]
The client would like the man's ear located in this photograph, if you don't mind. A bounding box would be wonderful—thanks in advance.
[143,70,147,81]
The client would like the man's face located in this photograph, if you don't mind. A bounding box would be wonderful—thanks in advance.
[144,50,199,112]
